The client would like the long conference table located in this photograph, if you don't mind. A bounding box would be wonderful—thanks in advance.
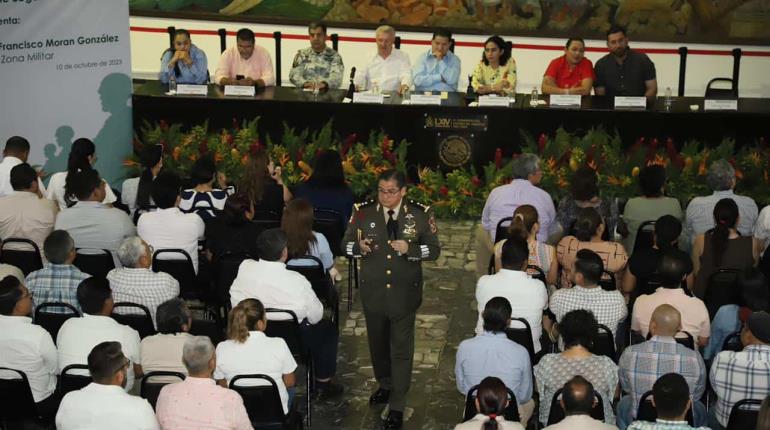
[132,80,770,169]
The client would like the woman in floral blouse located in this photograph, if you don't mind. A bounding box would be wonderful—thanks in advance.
[471,35,517,95]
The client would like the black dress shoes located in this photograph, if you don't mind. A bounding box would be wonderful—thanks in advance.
[369,388,390,405]
[383,410,403,429]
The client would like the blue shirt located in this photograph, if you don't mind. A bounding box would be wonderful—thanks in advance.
[26,264,91,314]
[412,49,461,92]
[159,44,208,84]
[455,331,532,404]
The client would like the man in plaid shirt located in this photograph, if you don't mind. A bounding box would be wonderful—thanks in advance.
[618,305,706,429]
[107,236,179,329]
[26,230,90,314]
[709,311,770,429]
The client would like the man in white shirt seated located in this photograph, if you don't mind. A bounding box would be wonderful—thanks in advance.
[137,171,205,274]
[0,136,45,198]
[56,341,159,430]
[108,236,179,329]
[229,228,343,399]
[0,275,59,418]
[355,25,411,95]
[57,277,143,391]
[475,235,548,354]
[54,169,136,268]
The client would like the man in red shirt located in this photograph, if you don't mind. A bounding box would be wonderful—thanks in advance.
[541,37,595,95]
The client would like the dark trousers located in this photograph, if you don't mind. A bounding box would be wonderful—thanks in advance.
[300,319,339,380]
[364,311,416,412]
[36,391,61,419]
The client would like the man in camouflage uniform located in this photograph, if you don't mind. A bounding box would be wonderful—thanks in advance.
[343,170,440,429]
[289,22,344,90]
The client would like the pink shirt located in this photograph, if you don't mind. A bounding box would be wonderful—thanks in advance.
[214,45,275,86]
[155,377,253,430]
[632,287,711,340]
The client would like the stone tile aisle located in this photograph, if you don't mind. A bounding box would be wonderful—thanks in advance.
[313,220,481,429]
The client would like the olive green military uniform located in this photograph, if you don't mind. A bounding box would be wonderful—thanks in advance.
[343,199,440,412]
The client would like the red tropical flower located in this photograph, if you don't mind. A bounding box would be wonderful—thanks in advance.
[159,120,168,131]
[439,186,449,196]
[494,148,503,168]
[537,133,547,154]
[471,176,482,187]
[249,139,262,156]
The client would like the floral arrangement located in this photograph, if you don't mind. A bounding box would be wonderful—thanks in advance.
[129,120,770,219]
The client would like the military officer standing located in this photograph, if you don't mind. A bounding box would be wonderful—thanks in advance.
[343,170,440,429]
[289,22,345,90]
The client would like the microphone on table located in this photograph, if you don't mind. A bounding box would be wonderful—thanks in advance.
[465,74,476,104]
[347,67,356,99]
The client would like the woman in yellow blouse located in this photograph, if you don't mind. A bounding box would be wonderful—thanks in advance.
[471,35,517,95]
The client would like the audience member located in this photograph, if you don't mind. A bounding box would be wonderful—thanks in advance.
[47,137,117,210]
[619,305,707,429]
[413,28,461,92]
[289,22,344,90]
[179,156,233,221]
[471,35,516,95]
[54,169,135,267]
[293,149,354,229]
[534,309,618,425]
[556,208,628,291]
[55,341,158,430]
[556,166,619,241]
[493,204,558,286]
[0,275,59,416]
[205,192,262,259]
[121,144,162,217]
[594,25,657,98]
[755,205,770,254]
[477,236,548,353]
[542,376,617,430]
[541,38,595,96]
[159,28,208,85]
[228,228,342,397]
[0,162,58,261]
[622,165,683,252]
[238,149,290,214]
[692,198,761,298]
[550,249,627,338]
[108,236,179,328]
[355,25,411,94]
[57,277,142,391]
[456,297,535,424]
[156,336,252,429]
[26,230,90,313]
[214,298,297,414]
[140,298,193,378]
[282,198,334,271]
[685,159,758,245]
[214,28,274,87]
[627,373,705,430]
[454,376,526,430]
[0,136,45,197]
[137,171,205,273]
[710,311,770,429]
[479,154,555,276]
[631,251,709,345]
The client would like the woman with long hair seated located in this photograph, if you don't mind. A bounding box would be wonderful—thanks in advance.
[692,198,762,298]
[493,204,558,286]
[238,149,291,215]
[470,35,516,96]
[281,198,334,272]
[556,207,628,291]
[159,29,208,85]
[47,138,117,209]
[294,149,354,229]
[454,376,525,430]
[179,156,233,221]
[121,144,162,217]
[205,193,261,260]
[214,298,297,414]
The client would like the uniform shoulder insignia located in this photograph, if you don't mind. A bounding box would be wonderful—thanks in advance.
[408,199,431,213]
[354,199,375,210]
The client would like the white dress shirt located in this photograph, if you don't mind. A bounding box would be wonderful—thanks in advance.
[46,171,117,210]
[0,263,24,282]
[754,204,770,251]
[0,315,58,402]
[137,207,205,273]
[542,414,618,430]
[56,314,141,391]
[214,331,297,414]
[0,191,58,262]
[229,259,323,323]
[355,49,412,92]
[121,177,140,215]
[475,269,548,352]
[0,155,46,198]
[55,382,159,430]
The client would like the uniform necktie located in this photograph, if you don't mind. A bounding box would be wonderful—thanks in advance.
[387,209,398,240]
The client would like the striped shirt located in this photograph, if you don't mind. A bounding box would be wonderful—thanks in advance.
[26,264,90,314]
[710,344,770,426]
[627,418,709,429]
[550,285,628,338]
[684,190,757,246]
[107,267,180,328]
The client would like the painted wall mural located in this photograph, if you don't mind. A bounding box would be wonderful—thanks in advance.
[130,0,770,44]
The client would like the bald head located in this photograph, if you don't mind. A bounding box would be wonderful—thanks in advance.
[649,304,682,337]
[561,375,595,416]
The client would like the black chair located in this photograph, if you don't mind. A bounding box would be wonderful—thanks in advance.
[73,248,115,278]
[526,264,547,285]
[705,77,738,99]
[111,302,157,339]
[494,216,513,243]
[726,398,762,429]
[592,324,617,362]
[633,220,656,254]
[140,371,185,410]
[58,364,91,397]
[34,302,81,341]
[0,367,46,426]
[462,384,520,422]
[313,208,345,258]
[505,317,536,364]
[189,315,226,346]
[722,330,743,352]
[705,269,740,319]
[287,255,339,326]
[0,238,43,275]
[546,388,605,425]
[675,331,696,350]
[251,210,282,238]
[598,270,617,291]
[152,249,200,300]
[229,374,301,430]
[211,252,250,313]
[637,390,694,425]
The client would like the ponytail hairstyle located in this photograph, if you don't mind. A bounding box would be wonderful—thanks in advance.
[574,207,603,242]
[64,138,96,206]
[226,298,265,343]
[476,376,508,430]
[710,198,739,267]
[136,145,163,211]
[507,204,538,241]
